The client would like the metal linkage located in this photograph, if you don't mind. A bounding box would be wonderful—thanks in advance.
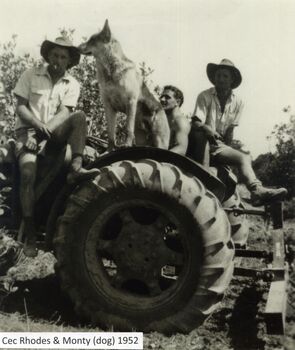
[235,249,272,260]
[230,199,287,335]
[234,266,285,282]
[224,207,265,216]
[264,229,288,335]
[224,201,284,229]
[233,225,288,335]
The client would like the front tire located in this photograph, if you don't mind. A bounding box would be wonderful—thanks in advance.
[54,159,234,334]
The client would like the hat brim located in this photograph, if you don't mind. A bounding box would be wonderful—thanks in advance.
[207,63,242,89]
[40,40,80,69]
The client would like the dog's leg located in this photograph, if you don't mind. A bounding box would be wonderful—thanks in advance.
[125,98,138,147]
[104,103,117,151]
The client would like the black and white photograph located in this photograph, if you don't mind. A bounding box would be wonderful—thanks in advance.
[0,0,294,349]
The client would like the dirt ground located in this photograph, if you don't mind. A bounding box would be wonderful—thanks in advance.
[0,218,294,350]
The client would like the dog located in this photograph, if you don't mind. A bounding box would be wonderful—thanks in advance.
[78,20,170,151]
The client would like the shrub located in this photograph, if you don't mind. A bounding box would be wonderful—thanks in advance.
[253,115,295,198]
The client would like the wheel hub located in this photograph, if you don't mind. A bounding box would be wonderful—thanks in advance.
[94,203,186,297]
[113,220,166,277]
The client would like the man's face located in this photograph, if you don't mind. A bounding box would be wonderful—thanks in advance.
[47,46,71,74]
[160,89,179,111]
[214,68,233,91]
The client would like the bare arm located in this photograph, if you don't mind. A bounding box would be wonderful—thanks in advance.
[46,103,71,132]
[15,95,51,139]
[192,119,222,142]
[223,126,235,145]
[169,117,190,156]
[223,100,243,145]
[192,93,221,141]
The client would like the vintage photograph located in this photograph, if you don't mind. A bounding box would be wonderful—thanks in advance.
[0,0,294,349]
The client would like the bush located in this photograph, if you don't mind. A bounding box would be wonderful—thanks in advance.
[284,198,295,219]
[0,31,158,147]
[0,36,40,140]
[253,116,295,198]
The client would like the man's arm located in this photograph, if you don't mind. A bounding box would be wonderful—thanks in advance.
[192,119,222,144]
[192,92,221,142]
[45,103,72,132]
[223,126,235,145]
[169,117,190,156]
[223,99,244,145]
[15,95,51,139]
[45,77,80,132]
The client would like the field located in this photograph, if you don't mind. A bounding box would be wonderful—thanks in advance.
[0,216,294,350]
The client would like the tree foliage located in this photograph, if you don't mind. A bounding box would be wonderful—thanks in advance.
[0,35,40,140]
[253,114,295,198]
[0,30,156,146]
[3,30,292,199]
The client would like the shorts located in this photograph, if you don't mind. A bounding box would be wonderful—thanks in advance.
[14,128,41,158]
[210,139,232,157]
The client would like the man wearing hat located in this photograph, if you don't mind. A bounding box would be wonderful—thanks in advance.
[190,58,287,206]
[13,37,99,257]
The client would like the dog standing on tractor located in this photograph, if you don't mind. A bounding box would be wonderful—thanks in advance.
[78,20,170,151]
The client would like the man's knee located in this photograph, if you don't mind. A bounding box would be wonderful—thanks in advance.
[70,111,86,126]
[237,152,252,166]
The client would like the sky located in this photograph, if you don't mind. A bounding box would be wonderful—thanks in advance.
[1,0,295,157]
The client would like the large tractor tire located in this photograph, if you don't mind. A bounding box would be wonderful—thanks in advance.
[223,189,249,247]
[54,160,234,334]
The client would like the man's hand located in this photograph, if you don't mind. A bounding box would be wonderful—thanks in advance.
[25,135,38,151]
[16,96,52,140]
[201,125,223,142]
[35,121,52,140]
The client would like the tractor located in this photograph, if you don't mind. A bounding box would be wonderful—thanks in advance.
[0,132,289,335]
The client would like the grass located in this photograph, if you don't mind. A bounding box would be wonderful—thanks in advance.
[0,219,294,349]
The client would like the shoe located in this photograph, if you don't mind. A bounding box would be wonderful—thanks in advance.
[250,185,287,207]
[67,167,100,185]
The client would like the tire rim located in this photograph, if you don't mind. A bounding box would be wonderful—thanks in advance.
[84,192,203,310]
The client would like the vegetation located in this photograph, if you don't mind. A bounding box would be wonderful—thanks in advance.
[0,31,156,146]
[253,114,295,199]
[0,32,294,349]
[1,32,294,184]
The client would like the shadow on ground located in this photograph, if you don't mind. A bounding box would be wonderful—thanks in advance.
[228,285,266,350]
[0,275,88,328]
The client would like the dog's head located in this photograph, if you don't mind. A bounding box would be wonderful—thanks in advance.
[78,19,112,57]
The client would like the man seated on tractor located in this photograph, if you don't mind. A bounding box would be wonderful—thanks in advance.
[160,85,190,156]
[13,37,99,257]
[190,59,287,206]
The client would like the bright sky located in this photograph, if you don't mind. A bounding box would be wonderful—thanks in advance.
[1,0,294,157]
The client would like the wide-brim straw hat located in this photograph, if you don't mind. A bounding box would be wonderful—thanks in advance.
[207,58,242,89]
[40,37,80,69]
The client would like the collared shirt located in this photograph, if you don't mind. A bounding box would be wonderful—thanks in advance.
[13,65,80,129]
[192,87,244,137]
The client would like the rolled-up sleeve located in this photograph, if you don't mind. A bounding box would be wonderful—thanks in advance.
[192,92,207,124]
[13,69,32,100]
[62,79,80,108]
[231,100,244,126]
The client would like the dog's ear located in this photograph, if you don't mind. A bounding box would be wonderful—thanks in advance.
[101,19,111,43]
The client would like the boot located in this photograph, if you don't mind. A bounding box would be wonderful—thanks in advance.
[22,218,38,258]
[249,181,288,207]
[67,167,100,185]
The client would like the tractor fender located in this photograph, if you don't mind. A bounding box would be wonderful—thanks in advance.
[89,147,226,201]
[45,147,226,249]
